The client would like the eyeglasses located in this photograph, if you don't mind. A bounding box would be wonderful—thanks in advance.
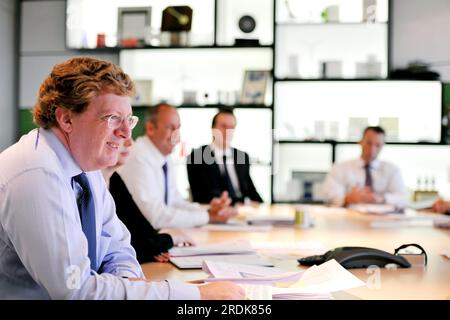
[101,114,139,130]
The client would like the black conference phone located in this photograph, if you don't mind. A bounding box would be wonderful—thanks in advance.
[298,246,411,269]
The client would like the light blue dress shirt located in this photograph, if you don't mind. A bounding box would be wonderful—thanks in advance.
[0,129,200,299]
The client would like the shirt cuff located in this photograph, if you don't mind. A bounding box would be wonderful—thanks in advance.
[199,210,209,225]
[189,209,209,226]
[115,269,143,279]
[166,281,201,300]
[383,194,407,208]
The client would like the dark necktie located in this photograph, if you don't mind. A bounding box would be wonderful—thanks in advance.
[73,173,97,271]
[162,162,168,205]
[364,163,373,190]
[222,154,237,200]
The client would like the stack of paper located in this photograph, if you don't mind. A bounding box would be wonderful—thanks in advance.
[246,216,294,226]
[168,240,273,269]
[202,259,365,300]
[349,204,402,215]
[202,261,303,285]
[200,223,272,232]
[285,259,365,294]
[169,239,253,257]
[240,284,273,300]
[433,215,450,229]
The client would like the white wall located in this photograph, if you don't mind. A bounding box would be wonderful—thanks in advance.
[0,0,17,151]
[392,0,450,81]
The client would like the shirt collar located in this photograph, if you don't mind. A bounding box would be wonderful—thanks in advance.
[144,135,168,167]
[39,128,83,179]
[358,157,380,169]
[210,143,232,158]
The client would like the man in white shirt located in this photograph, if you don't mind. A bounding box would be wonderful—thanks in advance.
[118,104,238,229]
[322,126,408,208]
[0,57,243,299]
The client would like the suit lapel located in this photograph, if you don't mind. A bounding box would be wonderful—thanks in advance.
[232,148,246,191]
[205,145,222,178]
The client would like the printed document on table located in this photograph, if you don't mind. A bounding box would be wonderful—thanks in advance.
[283,259,365,294]
[200,223,272,232]
[170,254,273,269]
[202,260,303,284]
[169,239,253,257]
[349,204,400,215]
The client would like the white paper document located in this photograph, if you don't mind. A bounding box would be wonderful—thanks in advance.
[370,218,434,228]
[246,216,294,226]
[239,284,333,300]
[201,259,362,300]
[433,216,450,229]
[170,254,274,269]
[200,224,272,232]
[349,204,401,215]
[282,259,365,294]
[169,239,253,257]
[202,260,303,284]
[369,213,437,228]
[240,284,273,300]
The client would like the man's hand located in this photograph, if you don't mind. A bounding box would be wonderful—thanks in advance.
[198,281,245,300]
[431,198,450,214]
[208,191,238,223]
[210,206,238,223]
[209,191,232,213]
[153,252,171,263]
[164,229,196,247]
[345,187,384,205]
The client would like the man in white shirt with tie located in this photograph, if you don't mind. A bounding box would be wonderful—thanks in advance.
[322,126,408,208]
[118,104,237,229]
[0,57,243,299]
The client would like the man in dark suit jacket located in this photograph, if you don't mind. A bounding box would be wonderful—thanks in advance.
[187,109,263,204]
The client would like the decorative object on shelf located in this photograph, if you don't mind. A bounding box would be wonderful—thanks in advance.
[314,121,340,141]
[240,70,270,105]
[363,0,377,23]
[379,117,399,141]
[183,90,197,105]
[314,121,326,140]
[161,6,193,31]
[132,80,152,106]
[96,33,106,48]
[161,6,193,46]
[117,7,152,48]
[356,55,382,78]
[234,14,260,46]
[321,61,342,78]
[238,15,256,33]
[390,61,441,80]
[329,121,339,139]
[348,117,369,141]
[321,5,339,23]
[218,90,240,106]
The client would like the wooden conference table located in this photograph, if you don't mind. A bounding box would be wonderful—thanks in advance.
[141,205,450,300]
